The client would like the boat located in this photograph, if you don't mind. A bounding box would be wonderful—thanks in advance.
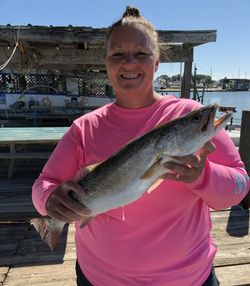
[221,78,250,92]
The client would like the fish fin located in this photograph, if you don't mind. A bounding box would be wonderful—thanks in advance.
[75,163,102,181]
[140,159,162,180]
[31,217,65,251]
[147,178,164,194]
[85,163,100,173]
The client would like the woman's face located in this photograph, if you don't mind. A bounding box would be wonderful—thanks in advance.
[105,25,159,98]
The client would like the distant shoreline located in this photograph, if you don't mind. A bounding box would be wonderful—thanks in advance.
[156,88,250,93]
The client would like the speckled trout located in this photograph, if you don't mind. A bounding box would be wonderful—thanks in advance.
[31,104,232,251]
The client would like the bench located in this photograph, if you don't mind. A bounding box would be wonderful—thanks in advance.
[0,150,52,178]
[0,127,67,178]
[0,152,51,160]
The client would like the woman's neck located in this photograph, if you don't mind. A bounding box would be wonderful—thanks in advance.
[115,92,162,109]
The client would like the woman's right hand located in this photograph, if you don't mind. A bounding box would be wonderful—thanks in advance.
[45,180,93,226]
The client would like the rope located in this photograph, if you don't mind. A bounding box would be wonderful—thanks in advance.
[0,27,20,70]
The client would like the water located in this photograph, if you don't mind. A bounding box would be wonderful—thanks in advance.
[162,91,250,125]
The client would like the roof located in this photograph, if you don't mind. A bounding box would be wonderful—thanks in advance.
[0,25,217,72]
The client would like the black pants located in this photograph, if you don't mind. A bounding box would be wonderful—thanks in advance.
[76,261,220,286]
[202,268,220,286]
[76,261,93,286]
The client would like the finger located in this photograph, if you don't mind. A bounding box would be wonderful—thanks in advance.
[47,210,71,223]
[164,161,195,176]
[160,172,179,181]
[79,216,93,228]
[60,181,92,216]
[47,183,92,220]
[199,141,216,156]
[48,198,92,223]
[57,193,92,217]
[61,181,85,198]
[204,141,216,152]
[168,155,201,168]
[51,201,83,222]
[46,204,77,223]
[161,172,194,183]
[56,191,92,216]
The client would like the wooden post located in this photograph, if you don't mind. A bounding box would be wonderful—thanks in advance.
[181,60,193,98]
[239,110,250,208]
[8,143,15,179]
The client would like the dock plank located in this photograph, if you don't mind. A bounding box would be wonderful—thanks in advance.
[215,264,250,285]
[0,174,249,286]
[0,178,39,221]
[0,267,8,285]
[214,241,250,266]
[211,208,250,267]
[3,261,76,286]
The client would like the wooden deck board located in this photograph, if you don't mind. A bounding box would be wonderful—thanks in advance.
[0,178,39,221]
[215,265,250,285]
[3,261,76,286]
[0,267,8,285]
[0,176,249,286]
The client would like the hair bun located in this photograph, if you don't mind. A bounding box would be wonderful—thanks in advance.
[122,6,141,18]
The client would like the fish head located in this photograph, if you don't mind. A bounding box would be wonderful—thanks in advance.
[168,104,232,156]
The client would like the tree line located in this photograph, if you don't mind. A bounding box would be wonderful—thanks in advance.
[156,74,214,86]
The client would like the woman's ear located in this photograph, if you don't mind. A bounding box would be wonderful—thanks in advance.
[154,58,160,72]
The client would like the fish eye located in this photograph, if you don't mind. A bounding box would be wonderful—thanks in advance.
[192,114,202,123]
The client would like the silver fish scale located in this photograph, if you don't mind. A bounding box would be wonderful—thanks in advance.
[80,140,161,214]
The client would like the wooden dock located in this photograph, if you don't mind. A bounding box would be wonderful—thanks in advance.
[0,175,249,285]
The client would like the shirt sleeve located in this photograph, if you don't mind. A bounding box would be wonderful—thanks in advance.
[32,123,85,216]
[187,129,250,210]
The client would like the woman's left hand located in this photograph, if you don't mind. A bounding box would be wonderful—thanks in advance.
[162,141,216,183]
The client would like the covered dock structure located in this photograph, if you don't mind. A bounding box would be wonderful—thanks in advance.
[0,25,217,98]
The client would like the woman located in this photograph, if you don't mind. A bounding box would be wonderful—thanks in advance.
[32,6,249,286]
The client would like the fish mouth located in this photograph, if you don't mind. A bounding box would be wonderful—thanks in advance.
[201,104,232,133]
[214,112,232,130]
[209,103,233,131]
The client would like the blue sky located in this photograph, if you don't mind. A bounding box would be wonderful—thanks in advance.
[1,0,250,80]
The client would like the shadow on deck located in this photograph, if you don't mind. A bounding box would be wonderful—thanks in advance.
[226,205,249,237]
[0,172,71,269]
[0,223,69,267]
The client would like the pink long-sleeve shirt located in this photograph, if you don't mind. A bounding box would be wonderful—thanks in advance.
[32,96,249,286]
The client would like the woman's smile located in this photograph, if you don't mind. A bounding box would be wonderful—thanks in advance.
[120,73,141,79]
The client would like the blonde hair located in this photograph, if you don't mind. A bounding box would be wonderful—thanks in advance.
[106,6,159,57]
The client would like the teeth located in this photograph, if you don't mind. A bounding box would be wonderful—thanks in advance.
[121,73,139,79]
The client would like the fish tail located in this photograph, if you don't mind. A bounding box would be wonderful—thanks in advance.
[31,217,66,251]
